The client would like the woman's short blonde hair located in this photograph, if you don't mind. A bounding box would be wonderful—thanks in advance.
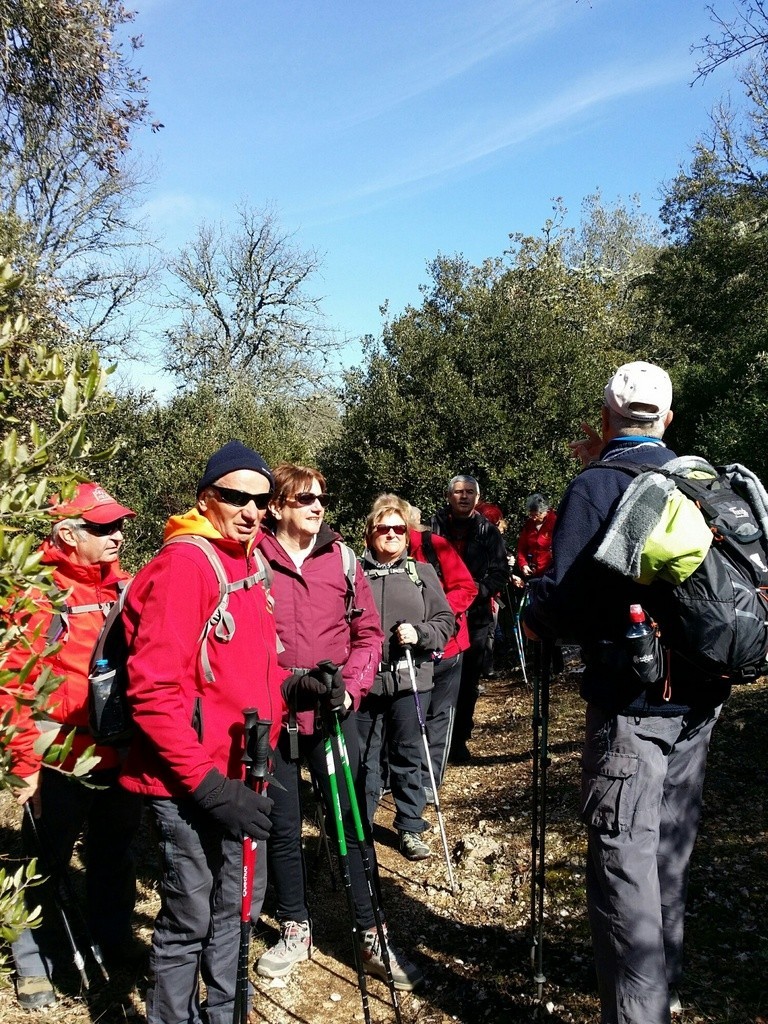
[364,493,411,546]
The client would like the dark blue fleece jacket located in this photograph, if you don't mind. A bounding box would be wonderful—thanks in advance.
[526,436,730,715]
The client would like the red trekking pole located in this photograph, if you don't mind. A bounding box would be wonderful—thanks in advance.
[234,709,272,1024]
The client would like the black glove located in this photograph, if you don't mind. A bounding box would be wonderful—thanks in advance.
[326,665,346,710]
[281,670,328,710]
[193,768,273,840]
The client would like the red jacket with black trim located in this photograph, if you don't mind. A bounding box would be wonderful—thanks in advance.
[119,510,288,798]
[0,539,130,777]
[409,530,477,658]
[260,525,383,735]
[516,509,557,577]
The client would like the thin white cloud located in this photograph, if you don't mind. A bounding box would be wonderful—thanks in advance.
[328,0,581,130]
[315,53,690,218]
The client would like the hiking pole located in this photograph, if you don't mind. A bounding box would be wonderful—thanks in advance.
[316,661,402,1024]
[23,803,102,990]
[234,709,272,1024]
[398,642,456,895]
[529,639,552,1001]
[514,587,531,688]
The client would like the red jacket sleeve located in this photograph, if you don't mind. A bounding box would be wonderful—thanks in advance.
[341,568,384,709]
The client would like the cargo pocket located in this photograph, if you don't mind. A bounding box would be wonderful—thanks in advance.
[580,749,639,835]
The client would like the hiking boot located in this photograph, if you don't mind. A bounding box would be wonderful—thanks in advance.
[449,742,471,764]
[399,830,431,861]
[16,976,55,1010]
[360,926,423,991]
[256,919,312,978]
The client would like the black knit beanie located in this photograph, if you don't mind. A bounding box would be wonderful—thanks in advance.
[196,441,274,495]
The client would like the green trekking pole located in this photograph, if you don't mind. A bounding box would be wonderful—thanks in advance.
[316,661,402,1024]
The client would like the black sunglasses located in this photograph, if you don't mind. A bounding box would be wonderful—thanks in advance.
[373,523,407,536]
[287,492,331,508]
[78,519,126,536]
[211,485,272,510]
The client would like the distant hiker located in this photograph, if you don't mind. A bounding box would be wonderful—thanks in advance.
[514,493,557,585]
[120,441,286,1024]
[357,495,454,862]
[525,362,732,1024]
[254,464,422,992]
[407,505,477,797]
[1,483,142,1011]
[430,475,509,762]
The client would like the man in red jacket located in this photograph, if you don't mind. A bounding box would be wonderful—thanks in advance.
[2,482,142,1010]
[121,441,288,1024]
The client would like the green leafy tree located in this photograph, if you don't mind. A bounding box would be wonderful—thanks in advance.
[321,201,659,542]
[90,377,340,570]
[0,256,110,972]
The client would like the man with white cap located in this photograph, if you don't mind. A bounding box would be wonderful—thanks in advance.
[1,481,143,1010]
[525,362,728,1024]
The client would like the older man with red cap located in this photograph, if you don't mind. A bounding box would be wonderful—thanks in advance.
[2,481,142,1011]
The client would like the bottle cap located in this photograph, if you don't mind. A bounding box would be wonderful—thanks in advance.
[629,604,644,623]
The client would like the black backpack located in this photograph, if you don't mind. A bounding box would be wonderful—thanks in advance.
[594,457,768,682]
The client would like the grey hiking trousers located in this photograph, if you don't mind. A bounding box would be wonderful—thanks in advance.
[581,703,721,1024]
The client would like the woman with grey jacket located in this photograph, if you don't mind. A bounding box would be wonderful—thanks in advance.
[357,494,455,861]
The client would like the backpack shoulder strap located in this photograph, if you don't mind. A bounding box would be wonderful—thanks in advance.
[47,579,128,646]
[89,580,132,671]
[163,535,269,684]
[336,541,362,621]
[405,557,424,589]
[419,530,443,582]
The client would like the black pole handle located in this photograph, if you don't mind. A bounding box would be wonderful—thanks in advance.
[242,707,271,784]
[316,659,340,694]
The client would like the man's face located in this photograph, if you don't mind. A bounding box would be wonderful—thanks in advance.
[198,469,271,544]
[63,520,126,566]
[448,481,478,519]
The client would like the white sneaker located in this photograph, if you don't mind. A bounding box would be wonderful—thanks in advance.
[257,919,312,978]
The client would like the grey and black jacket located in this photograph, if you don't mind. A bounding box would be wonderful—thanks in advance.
[362,552,455,698]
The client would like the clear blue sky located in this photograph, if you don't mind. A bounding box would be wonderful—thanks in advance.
[124,0,734,393]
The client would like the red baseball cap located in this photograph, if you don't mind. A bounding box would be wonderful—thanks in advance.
[49,482,136,524]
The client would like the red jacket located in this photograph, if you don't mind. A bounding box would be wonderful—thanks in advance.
[409,530,477,657]
[260,525,384,735]
[120,510,287,798]
[516,509,557,576]
[0,539,131,777]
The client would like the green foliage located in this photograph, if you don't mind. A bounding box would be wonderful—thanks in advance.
[646,50,768,477]
[0,255,112,971]
[320,202,658,541]
[90,375,340,570]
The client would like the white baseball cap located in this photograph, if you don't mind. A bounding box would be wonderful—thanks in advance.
[604,361,672,422]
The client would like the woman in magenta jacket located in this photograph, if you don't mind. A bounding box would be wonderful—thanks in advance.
[255,463,422,993]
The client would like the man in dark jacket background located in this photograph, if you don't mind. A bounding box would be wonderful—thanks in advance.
[431,475,509,762]
[525,362,729,1024]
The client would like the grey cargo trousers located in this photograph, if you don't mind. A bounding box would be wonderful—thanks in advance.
[581,703,721,1024]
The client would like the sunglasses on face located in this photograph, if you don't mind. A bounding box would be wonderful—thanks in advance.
[287,492,331,508]
[78,519,125,536]
[211,485,272,509]
[373,523,407,536]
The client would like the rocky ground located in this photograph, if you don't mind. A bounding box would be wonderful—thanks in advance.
[1,656,766,1024]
